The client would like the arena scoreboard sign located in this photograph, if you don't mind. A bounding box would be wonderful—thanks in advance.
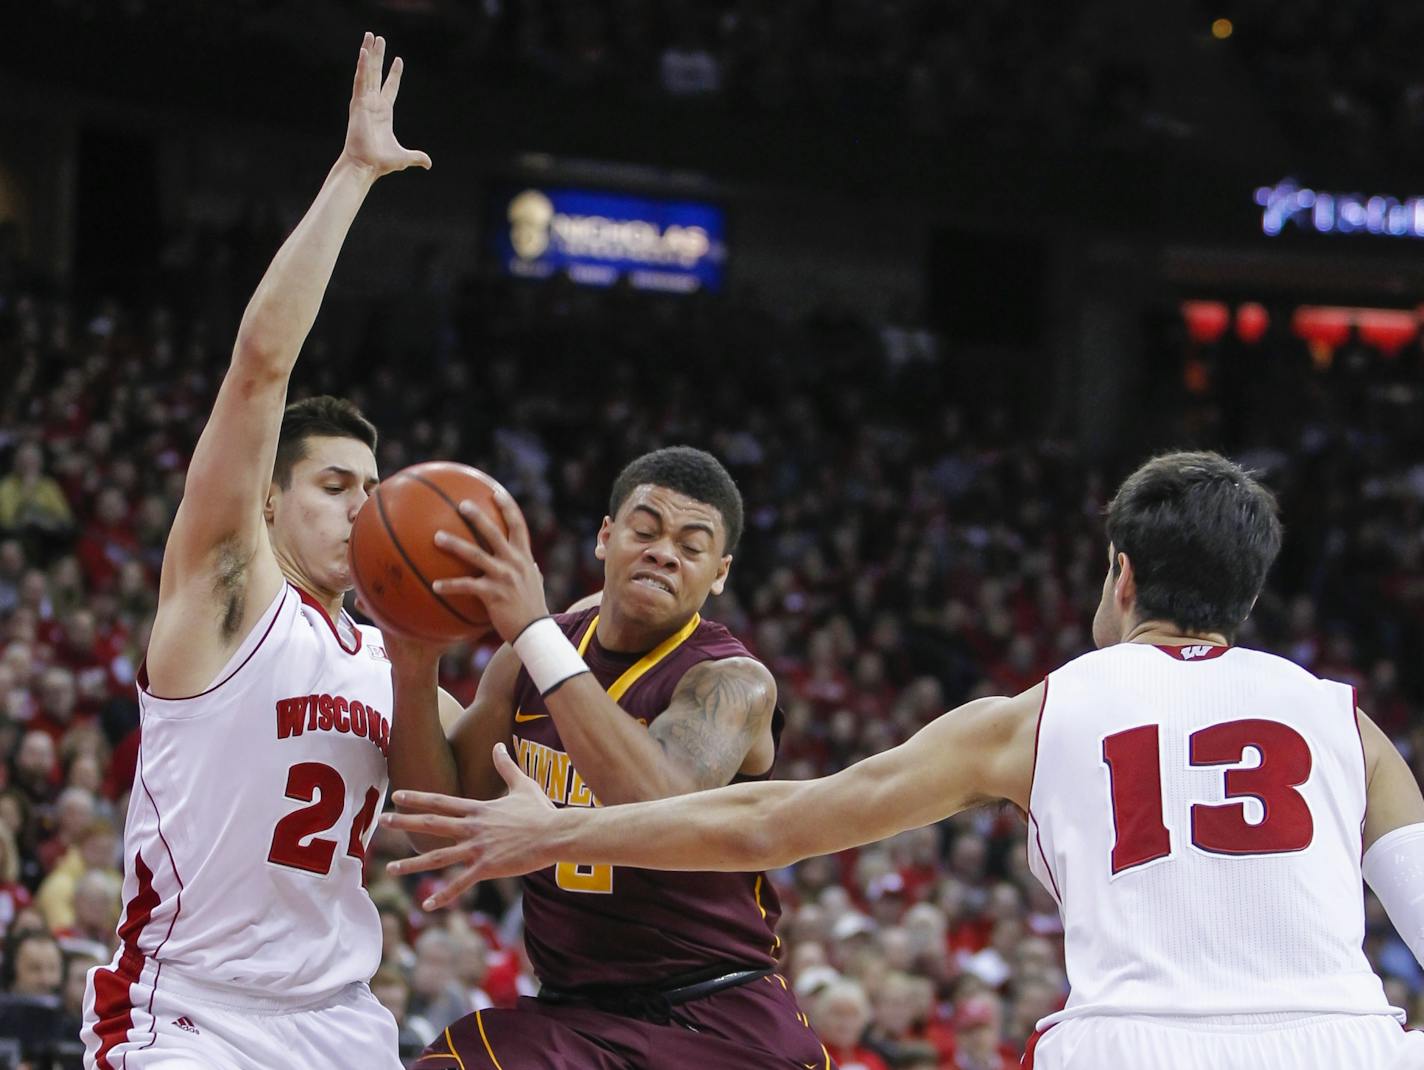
[494,187,726,293]
[1255,178,1424,239]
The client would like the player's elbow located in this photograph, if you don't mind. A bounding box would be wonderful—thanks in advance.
[728,785,806,871]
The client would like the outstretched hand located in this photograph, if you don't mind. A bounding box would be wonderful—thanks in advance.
[343,32,432,177]
[382,743,562,910]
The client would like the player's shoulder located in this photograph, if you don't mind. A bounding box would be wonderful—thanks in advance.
[551,606,598,640]
[690,614,757,662]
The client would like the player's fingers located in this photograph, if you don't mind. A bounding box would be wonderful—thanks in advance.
[385,841,471,877]
[382,54,404,102]
[493,485,532,555]
[369,35,386,95]
[434,529,494,571]
[458,499,510,555]
[430,575,492,598]
[408,149,433,171]
[380,812,469,841]
[353,37,371,101]
[423,865,485,910]
[389,789,480,816]
[492,742,526,789]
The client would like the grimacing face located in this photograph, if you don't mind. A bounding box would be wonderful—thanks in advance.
[265,435,379,595]
[595,484,731,630]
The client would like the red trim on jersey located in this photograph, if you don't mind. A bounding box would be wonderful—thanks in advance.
[1025,680,1063,903]
[135,746,186,1054]
[91,852,160,1068]
[1152,643,1230,661]
[137,586,290,700]
[1021,1024,1053,1068]
[293,583,362,655]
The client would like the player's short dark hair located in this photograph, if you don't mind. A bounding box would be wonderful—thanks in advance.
[272,396,378,489]
[1106,451,1282,639]
[609,446,744,554]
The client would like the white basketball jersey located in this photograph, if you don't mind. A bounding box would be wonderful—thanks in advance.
[1028,642,1395,1027]
[117,582,392,1004]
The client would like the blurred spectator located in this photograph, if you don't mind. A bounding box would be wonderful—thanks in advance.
[813,979,890,1070]
[406,929,475,1045]
[0,443,75,557]
[55,869,121,960]
[5,928,62,998]
[950,992,1018,1070]
[12,730,58,809]
[372,964,429,1062]
[35,817,120,932]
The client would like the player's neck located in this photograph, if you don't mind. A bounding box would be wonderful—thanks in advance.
[1122,620,1230,648]
[271,543,346,621]
[282,569,345,622]
[593,603,686,654]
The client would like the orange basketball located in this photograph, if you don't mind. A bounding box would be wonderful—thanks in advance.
[349,461,514,643]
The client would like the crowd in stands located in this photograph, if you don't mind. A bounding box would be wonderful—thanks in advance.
[2,259,1424,1068]
[1223,0,1424,166]
[35,0,1156,149]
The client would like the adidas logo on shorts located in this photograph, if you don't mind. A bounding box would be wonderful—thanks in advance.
[172,1016,200,1034]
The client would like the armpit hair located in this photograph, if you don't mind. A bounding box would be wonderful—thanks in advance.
[212,535,252,640]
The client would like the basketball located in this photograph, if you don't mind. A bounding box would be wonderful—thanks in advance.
[349,461,514,642]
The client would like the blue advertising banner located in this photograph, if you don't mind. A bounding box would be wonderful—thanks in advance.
[493,187,727,293]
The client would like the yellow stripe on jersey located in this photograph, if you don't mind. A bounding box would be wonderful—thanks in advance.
[472,1014,501,1070]
[575,612,703,702]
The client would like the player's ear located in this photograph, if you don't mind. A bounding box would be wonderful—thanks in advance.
[263,483,279,524]
[710,555,732,596]
[1114,550,1136,609]
[594,516,613,561]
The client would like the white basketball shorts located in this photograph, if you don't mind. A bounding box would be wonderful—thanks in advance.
[81,959,402,1070]
[1028,1011,1424,1070]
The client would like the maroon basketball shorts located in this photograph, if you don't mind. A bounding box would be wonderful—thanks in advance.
[414,970,833,1070]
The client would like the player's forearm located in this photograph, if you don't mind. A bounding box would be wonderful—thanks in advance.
[546,778,808,872]
[387,657,459,797]
[387,658,462,853]
[544,675,691,804]
[232,155,377,374]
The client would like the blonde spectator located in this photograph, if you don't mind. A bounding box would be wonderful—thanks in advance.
[814,978,888,1070]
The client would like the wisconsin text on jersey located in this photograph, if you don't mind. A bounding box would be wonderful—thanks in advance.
[276,692,392,755]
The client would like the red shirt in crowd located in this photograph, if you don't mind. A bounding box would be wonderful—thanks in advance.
[823,1045,889,1070]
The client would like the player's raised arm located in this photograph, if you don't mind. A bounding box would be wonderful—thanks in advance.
[148,34,429,694]
[383,685,1041,909]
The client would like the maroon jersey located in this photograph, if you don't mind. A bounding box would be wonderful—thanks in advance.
[511,607,784,989]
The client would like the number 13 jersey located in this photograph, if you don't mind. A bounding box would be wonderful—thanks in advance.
[117,582,392,1004]
[1028,642,1395,1027]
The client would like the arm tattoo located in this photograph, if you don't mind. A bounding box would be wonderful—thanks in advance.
[649,658,775,791]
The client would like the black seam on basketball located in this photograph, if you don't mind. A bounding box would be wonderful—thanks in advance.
[404,471,497,556]
[372,479,483,628]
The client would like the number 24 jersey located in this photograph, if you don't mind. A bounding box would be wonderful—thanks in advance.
[118,583,392,1003]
